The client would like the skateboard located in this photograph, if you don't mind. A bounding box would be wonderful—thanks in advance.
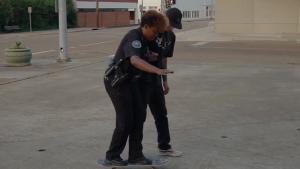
[98,158,168,169]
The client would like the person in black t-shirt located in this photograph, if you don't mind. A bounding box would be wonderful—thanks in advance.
[144,8,183,157]
[103,10,173,166]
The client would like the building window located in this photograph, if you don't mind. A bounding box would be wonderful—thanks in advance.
[184,11,200,19]
[183,11,187,18]
[183,11,195,18]
[192,11,199,18]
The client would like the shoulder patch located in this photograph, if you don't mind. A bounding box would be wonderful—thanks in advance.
[132,40,142,48]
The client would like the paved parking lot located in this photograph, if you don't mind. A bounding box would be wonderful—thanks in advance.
[1,21,300,169]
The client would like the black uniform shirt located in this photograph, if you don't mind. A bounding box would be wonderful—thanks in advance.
[142,31,176,84]
[156,30,176,59]
[113,28,148,63]
[111,28,149,77]
[147,31,176,67]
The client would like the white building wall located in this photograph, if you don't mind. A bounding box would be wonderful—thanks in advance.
[136,0,161,23]
[173,0,214,20]
[215,0,300,33]
[135,0,215,22]
[76,1,137,9]
[139,0,161,10]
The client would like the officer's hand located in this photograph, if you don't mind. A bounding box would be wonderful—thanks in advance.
[156,69,174,75]
[163,81,170,95]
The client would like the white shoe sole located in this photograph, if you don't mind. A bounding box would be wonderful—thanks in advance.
[159,150,183,157]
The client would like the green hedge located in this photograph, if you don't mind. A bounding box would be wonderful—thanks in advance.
[0,0,13,31]
[0,0,77,32]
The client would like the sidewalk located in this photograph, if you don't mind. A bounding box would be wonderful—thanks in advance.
[176,21,300,42]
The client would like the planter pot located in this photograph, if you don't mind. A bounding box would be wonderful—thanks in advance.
[4,48,32,66]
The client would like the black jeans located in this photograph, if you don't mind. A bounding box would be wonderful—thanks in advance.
[143,81,171,150]
[104,77,147,161]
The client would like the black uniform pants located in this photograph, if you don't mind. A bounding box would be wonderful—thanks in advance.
[104,77,146,160]
[143,82,171,150]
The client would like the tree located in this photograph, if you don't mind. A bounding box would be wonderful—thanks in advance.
[9,0,29,28]
[67,0,77,28]
[1,0,77,32]
[0,0,13,30]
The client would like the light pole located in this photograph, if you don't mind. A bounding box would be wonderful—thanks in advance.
[92,0,100,30]
[96,0,100,29]
[58,0,70,62]
[28,6,32,32]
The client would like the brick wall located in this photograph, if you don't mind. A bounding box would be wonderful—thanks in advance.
[77,11,131,27]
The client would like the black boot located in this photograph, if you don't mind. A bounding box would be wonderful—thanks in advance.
[128,156,152,165]
[105,157,128,166]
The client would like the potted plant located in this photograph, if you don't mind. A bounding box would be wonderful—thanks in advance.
[4,41,32,66]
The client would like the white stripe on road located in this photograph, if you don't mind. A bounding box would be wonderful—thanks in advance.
[192,42,209,46]
[79,41,114,47]
[31,41,114,55]
[32,50,56,55]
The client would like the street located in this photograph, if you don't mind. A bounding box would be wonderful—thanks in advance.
[1,21,300,169]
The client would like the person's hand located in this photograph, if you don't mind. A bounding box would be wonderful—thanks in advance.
[156,69,174,75]
[147,51,159,62]
[163,81,170,95]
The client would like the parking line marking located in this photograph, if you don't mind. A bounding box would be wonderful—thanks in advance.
[192,42,209,46]
[32,50,56,55]
[79,41,114,47]
[28,41,114,55]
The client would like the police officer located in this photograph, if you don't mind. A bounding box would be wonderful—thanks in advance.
[144,8,183,157]
[104,10,173,166]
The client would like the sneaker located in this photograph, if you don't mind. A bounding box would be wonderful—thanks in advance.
[104,157,128,166]
[128,156,152,165]
[159,148,183,157]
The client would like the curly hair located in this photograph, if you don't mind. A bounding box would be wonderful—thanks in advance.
[141,10,167,32]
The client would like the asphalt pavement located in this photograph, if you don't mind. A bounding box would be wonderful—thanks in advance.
[0,21,300,169]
